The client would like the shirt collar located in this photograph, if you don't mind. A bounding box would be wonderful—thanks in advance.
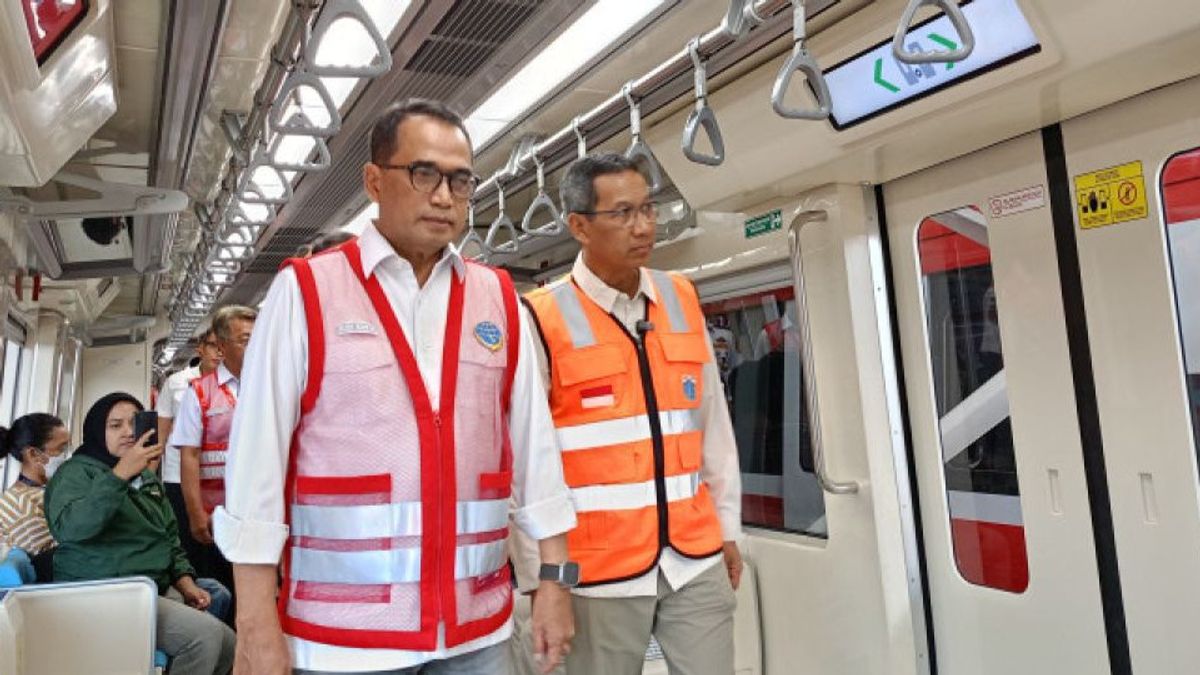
[359,220,465,281]
[569,254,657,314]
[216,363,237,386]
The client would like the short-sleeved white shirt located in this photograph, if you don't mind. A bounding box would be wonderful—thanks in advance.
[156,365,201,483]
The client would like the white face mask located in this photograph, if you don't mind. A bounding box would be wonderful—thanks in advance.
[43,453,68,480]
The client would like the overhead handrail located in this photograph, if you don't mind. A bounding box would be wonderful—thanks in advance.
[267,130,333,172]
[458,203,486,257]
[484,183,519,254]
[771,0,832,121]
[892,0,975,64]
[226,201,275,227]
[681,37,725,167]
[269,70,341,137]
[788,210,858,495]
[521,154,565,237]
[622,83,665,194]
[238,150,293,205]
[305,0,393,77]
[572,116,587,158]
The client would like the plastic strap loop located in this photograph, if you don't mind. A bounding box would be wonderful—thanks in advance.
[305,0,393,77]
[892,0,976,64]
[622,83,665,193]
[681,37,725,166]
[771,0,832,121]
[484,184,520,254]
[521,156,565,237]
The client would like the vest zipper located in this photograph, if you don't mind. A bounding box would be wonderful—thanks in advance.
[618,313,670,550]
[433,412,446,627]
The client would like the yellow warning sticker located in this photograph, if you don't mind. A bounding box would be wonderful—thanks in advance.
[1074,161,1149,229]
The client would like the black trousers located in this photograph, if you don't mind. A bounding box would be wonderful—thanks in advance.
[164,481,235,599]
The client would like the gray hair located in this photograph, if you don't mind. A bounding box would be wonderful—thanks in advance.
[559,153,642,215]
[212,305,258,341]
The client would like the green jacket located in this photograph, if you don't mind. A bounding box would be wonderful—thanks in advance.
[45,454,194,593]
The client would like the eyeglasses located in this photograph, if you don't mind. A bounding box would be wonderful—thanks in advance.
[377,161,479,200]
[200,341,219,349]
[576,201,659,227]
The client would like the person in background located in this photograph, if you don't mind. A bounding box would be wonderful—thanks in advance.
[0,413,69,581]
[159,327,223,576]
[521,153,743,675]
[172,306,256,597]
[295,230,356,258]
[46,393,235,675]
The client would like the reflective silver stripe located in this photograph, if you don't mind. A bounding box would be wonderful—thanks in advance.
[557,408,702,452]
[571,472,701,513]
[550,282,595,348]
[200,466,224,480]
[649,270,689,333]
[199,450,226,465]
[292,502,422,540]
[290,540,507,585]
[290,499,507,540]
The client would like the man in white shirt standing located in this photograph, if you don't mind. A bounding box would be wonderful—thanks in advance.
[521,153,743,675]
[217,98,578,675]
[159,327,222,574]
[171,306,256,596]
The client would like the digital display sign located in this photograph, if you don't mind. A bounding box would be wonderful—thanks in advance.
[821,0,1040,130]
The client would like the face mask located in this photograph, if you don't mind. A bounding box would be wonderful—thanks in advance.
[43,453,68,480]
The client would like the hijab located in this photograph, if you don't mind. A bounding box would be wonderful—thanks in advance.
[73,392,144,469]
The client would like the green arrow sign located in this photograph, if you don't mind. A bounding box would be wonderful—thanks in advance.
[928,33,959,70]
[873,58,899,93]
[745,209,783,239]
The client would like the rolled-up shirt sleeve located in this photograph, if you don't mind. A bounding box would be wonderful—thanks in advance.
[167,387,203,449]
[213,268,306,564]
[507,304,576,542]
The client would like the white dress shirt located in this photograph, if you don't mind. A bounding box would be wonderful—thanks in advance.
[213,222,576,672]
[517,255,743,599]
[168,363,239,452]
[157,364,201,483]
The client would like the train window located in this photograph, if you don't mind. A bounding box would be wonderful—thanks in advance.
[702,284,827,537]
[1162,148,1200,462]
[0,319,28,489]
[917,206,1029,593]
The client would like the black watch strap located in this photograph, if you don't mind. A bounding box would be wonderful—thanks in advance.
[538,561,580,588]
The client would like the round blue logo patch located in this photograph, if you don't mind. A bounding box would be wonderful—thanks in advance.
[682,375,698,401]
[474,321,504,352]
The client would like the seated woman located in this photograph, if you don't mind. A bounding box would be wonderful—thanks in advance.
[0,413,69,581]
[45,393,236,675]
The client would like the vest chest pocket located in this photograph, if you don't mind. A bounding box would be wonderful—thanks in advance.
[324,334,395,374]
[554,344,628,414]
[655,333,708,408]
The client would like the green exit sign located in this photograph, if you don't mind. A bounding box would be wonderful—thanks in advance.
[744,209,783,239]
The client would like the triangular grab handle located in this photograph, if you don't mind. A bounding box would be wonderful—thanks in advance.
[270,71,342,137]
[458,229,485,258]
[771,47,831,121]
[267,133,333,172]
[522,193,564,237]
[485,214,520,254]
[305,0,393,78]
[892,0,975,64]
[239,154,293,205]
[626,141,665,194]
[682,104,725,166]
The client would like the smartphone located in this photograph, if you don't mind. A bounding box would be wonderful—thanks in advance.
[133,410,159,446]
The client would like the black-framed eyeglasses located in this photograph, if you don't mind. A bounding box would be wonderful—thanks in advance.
[200,340,219,349]
[377,161,479,200]
[576,201,659,227]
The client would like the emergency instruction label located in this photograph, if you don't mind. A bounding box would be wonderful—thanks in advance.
[744,209,783,239]
[1074,161,1148,229]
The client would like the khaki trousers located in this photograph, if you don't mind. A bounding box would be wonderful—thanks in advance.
[565,562,737,675]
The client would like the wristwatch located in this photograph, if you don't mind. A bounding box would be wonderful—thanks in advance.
[538,561,581,588]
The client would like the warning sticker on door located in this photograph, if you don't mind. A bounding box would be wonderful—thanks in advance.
[1074,161,1149,229]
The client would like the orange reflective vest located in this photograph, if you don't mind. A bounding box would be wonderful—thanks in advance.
[525,270,724,586]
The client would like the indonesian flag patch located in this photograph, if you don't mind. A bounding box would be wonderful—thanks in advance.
[580,384,615,409]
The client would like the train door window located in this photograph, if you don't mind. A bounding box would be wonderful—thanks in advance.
[1162,148,1200,461]
[701,283,827,537]
[917,206,1029,593]
[0,318,28,488]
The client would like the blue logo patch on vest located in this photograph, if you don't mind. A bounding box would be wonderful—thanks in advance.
[682,375,698,401]
[474,321,504,352]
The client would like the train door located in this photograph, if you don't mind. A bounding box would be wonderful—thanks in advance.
[884,132,1112,674]
[1057,75,1200,674]
[688,186,927,675]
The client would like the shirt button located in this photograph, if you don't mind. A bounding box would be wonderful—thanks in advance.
[422,342,434,351]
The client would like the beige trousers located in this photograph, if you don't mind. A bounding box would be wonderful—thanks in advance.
[565,562,737,675]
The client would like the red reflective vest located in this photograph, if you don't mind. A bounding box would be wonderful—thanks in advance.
[191,370,235,513]
[278,240,520,650]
